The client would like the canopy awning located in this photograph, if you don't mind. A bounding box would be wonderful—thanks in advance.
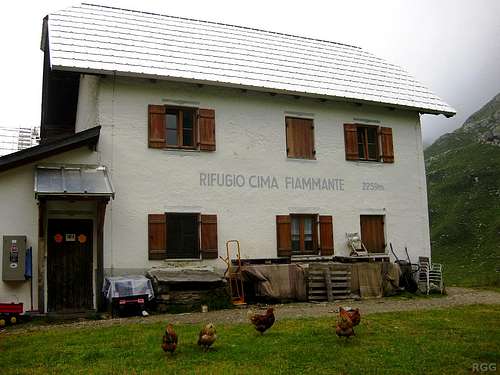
[35,165,115,199]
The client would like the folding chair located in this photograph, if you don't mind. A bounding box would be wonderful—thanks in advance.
[346,232,369,256]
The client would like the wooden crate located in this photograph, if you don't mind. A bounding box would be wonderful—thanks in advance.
[307,264,351,301]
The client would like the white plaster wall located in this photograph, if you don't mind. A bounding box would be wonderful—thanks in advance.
[0,167,38,308]
[94,77,431,274]
[0,76,433,308]
[75,74,99,133]
[0,148,98,310]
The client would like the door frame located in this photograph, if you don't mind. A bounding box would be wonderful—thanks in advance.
[38,197,109,314]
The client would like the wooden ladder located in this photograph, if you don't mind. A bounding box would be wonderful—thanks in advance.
[308,264,351,302]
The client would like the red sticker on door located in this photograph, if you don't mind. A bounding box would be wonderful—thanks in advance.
[78,234,87,244]
[54,233,63,243]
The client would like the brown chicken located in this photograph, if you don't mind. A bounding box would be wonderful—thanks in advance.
[161,324,178,354]
[249,307,275,334]
[345,307,361,326]
[198,323,217,351]
[336,307,355,339]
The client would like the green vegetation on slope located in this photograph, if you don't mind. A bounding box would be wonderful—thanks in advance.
[425,93,500,287]
[1,305,499,374]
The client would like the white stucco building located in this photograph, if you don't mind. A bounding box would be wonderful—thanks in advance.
[0,4,455,313]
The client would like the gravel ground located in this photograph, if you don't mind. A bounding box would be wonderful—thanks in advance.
[3,287,499,335]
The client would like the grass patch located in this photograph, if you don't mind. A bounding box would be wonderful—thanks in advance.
[426,139,500,288]
[1,305,499,374]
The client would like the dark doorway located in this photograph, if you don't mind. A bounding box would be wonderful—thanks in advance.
[47,219,93,312]
[360,215,385,253]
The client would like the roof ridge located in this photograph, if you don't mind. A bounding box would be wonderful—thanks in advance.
[80,2,361,50]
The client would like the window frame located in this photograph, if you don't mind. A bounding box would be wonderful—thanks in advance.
[356,124,380,162]
[164,106,197,150]
[285,116,316,160]
[290,214,318,255]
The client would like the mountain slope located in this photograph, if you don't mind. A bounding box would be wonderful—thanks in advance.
[425,93,500,287]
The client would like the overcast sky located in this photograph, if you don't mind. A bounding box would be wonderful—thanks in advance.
[1,0,499,144]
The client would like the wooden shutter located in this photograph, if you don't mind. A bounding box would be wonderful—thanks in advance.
[380,127,394,163]
[198,109,216,151]
[200,214,218,259]
[276,215,292,257]
[286,117,315,159]
[148,214,166,260]
[360,215,385,253]
[344,124,359,160]
[148,105,166,148]
[319,215,334,256]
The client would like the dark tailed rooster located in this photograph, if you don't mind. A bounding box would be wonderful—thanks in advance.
[161,323,178,354]
[249,307,275,335]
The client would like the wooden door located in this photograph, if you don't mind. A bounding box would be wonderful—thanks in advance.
[360,215,385,253]
[47,219,93,312]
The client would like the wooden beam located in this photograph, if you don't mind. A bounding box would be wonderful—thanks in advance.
[95,199,108,311]
[37,199,46,313]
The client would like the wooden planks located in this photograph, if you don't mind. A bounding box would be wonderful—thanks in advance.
[307,264,351,301]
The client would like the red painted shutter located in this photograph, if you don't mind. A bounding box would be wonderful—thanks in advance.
[276,215,292,257]
[344,124,359,160]
[319,215,334,256]
[380,127,394,163]
[148,105,166,148]
[198,109,216,151]
[200,214,218,259]
[148,214,166,260]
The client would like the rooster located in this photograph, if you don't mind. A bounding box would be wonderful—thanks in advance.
[336,307,355,339]
[249,307,275,335]
[161,324,178,354]
[198,323,217,351]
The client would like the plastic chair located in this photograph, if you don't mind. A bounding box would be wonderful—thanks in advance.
[418,257,443,294]
[418,257,430,294]
[429,263,444,294]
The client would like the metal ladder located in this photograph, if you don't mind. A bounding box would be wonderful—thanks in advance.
[220,240,246,306]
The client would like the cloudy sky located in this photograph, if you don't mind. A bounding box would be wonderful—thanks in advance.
[1,0,499,145]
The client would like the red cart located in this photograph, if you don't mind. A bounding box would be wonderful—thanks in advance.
[0,303,23,326]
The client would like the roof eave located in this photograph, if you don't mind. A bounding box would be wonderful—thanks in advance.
[51,65,456,118]
[0,126,101,174]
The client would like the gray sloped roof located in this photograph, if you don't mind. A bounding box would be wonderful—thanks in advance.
[46,3,456,117]
[0,126,101,173]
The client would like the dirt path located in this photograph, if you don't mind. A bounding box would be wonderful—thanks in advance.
[4,287,500,335]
